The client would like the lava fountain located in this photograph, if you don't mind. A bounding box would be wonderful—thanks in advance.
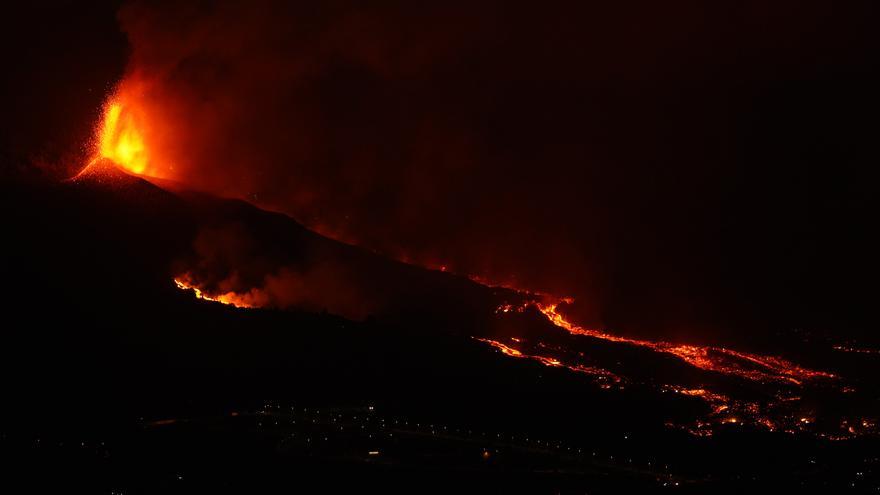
[97,101,149,175]
[73,81,169,180]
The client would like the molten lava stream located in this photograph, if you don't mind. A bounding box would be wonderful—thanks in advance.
[173,277,255,309]
[476,298,872,438]
[533,300,835,386]
[473,337,624,389]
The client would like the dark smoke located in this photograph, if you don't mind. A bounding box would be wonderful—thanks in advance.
[178,222,381,319]
[114,0,876,339]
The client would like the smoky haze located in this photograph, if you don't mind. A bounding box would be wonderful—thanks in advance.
[96,0,878,339]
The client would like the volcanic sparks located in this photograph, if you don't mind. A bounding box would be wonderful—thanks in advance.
[73,84,168,181]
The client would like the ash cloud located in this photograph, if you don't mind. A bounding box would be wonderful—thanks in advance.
[118,0,876,339]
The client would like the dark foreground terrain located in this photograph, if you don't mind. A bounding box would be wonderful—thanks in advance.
[2,172,878,493]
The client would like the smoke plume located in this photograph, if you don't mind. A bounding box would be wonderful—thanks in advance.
[111,0,875,338]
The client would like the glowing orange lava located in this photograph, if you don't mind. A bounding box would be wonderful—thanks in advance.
[535,301,835,385]
[98,101,149,175]
[72,83,170,180]
[474,337,624,387]
[173,277,255,309]
[477,297,877,439]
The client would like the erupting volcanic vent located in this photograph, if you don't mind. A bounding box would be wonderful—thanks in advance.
[73,80,169,181]
[97,101,148,175]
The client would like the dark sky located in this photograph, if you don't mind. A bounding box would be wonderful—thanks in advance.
[3,1,876,340]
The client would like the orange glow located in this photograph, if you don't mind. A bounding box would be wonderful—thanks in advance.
[474,337,624,385]
[534,301,835,385]
[476,338,523,358]
[173,277,256,309]
[479,298,876,439]
[98,101,149,175]
[72,80,173,181]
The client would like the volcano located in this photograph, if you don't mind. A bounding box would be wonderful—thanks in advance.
[2,160,878,493]
[4,1,879,492]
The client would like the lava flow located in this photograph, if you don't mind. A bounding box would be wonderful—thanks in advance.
[534,300,835,385]
[173,277,255,309]
[479,298,879,439]
[473,337,624,389]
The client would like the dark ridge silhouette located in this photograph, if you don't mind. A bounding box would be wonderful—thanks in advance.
[2,168,878,492]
